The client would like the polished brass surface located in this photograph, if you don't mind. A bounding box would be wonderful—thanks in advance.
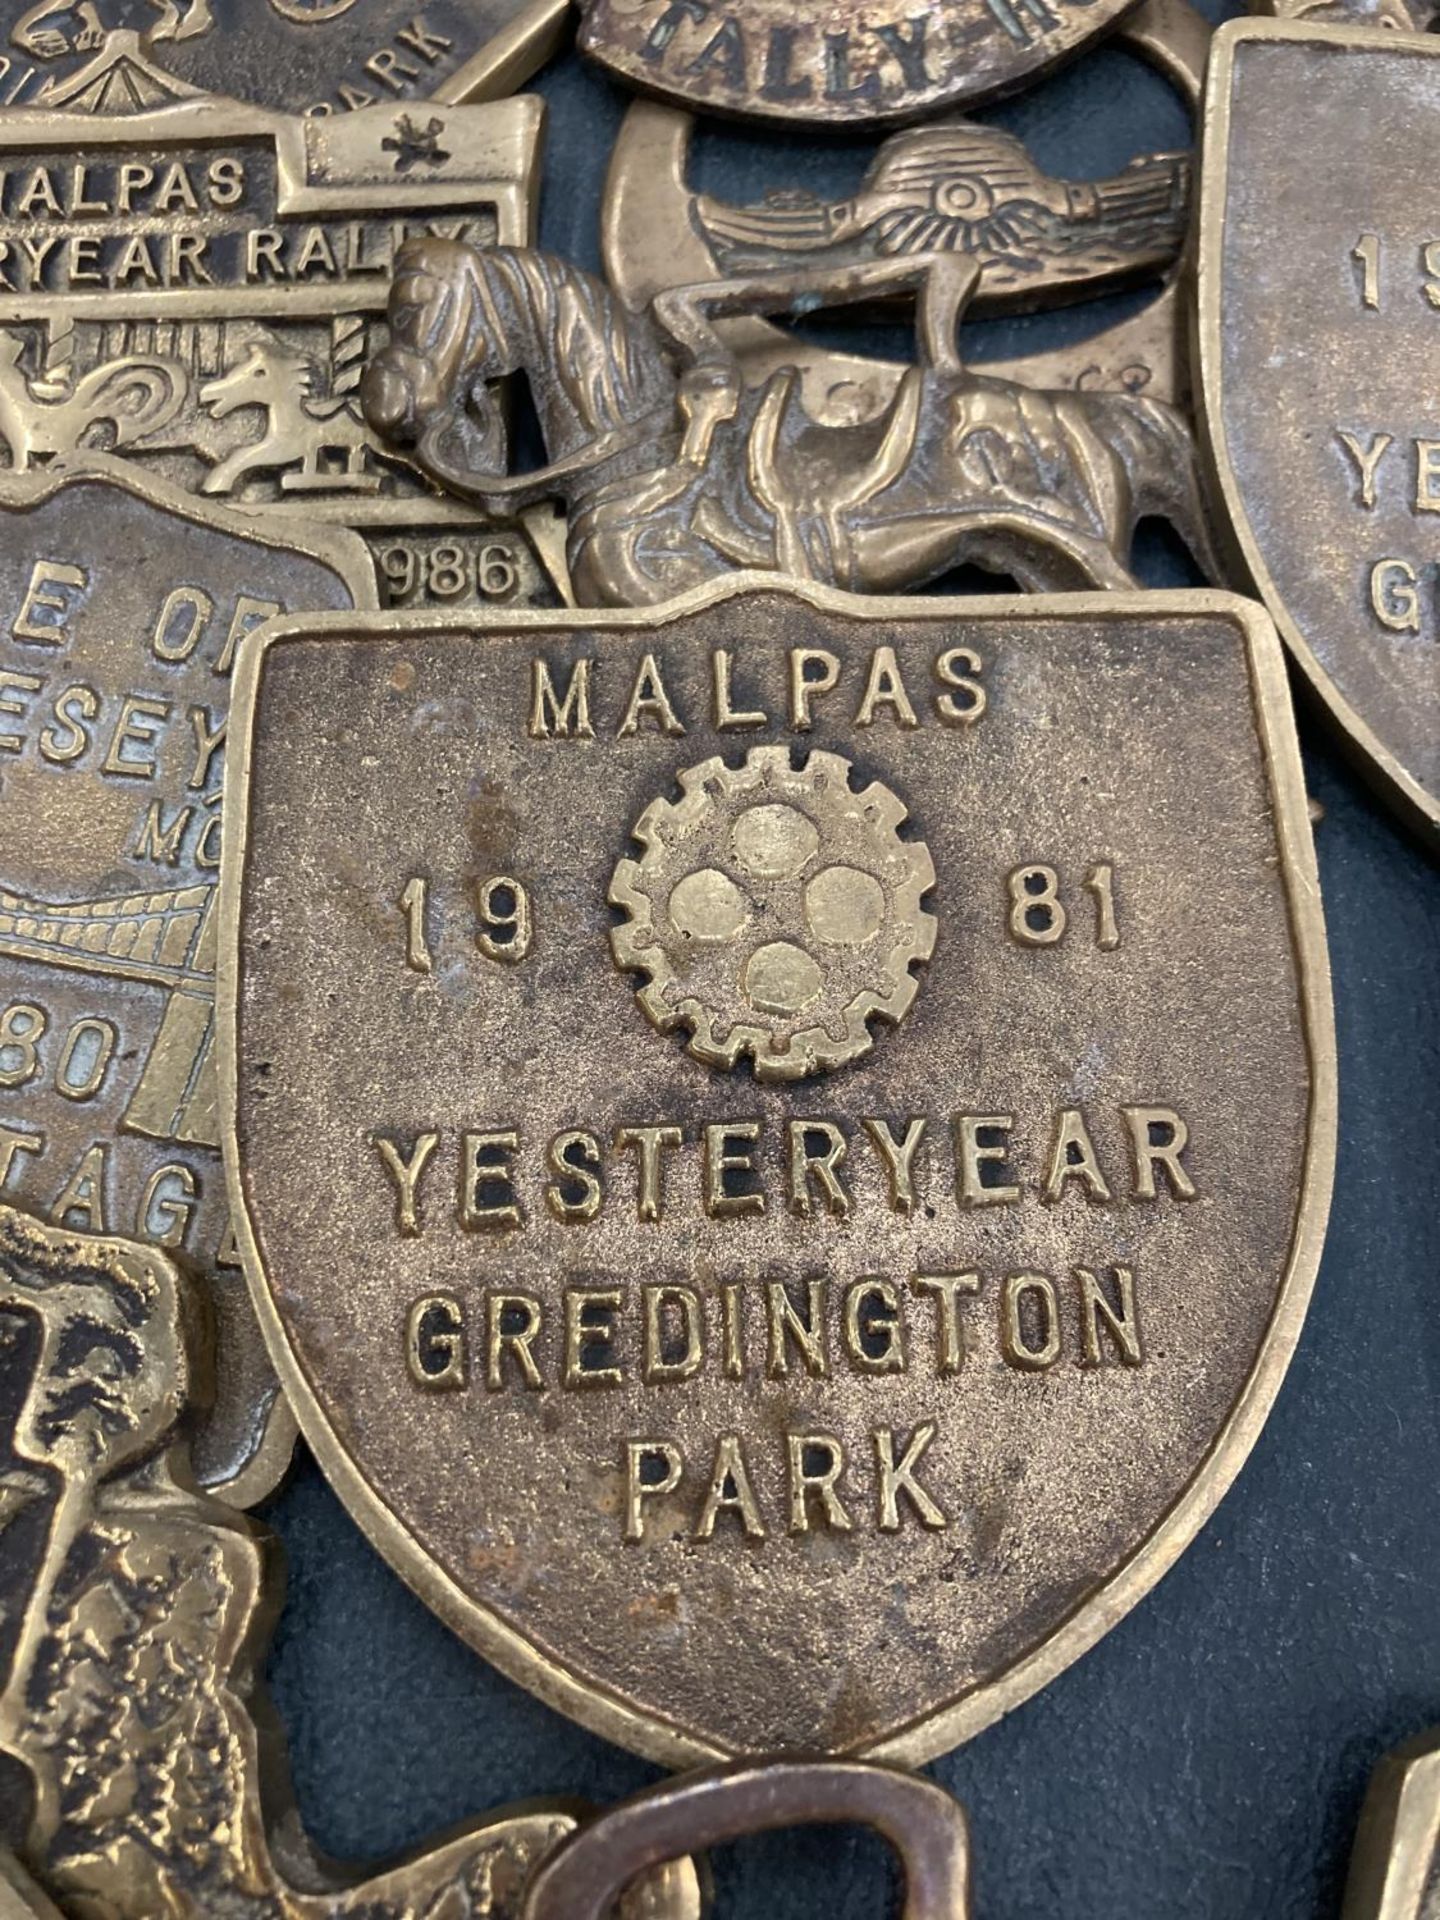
[575,0,1138,126]
[523,1761,971,1920]
[0,0,569,117]
[0,462,373,1501]
[0,1202,703,1919]
[1198,20,1440,841]
[220,579,1334,1766]
[363,240,1216,598]
[1343,1732,1440,1920]
[0,81,563,610]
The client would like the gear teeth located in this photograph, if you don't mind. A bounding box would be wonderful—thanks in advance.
[608,745,937,1079]
[856,777,908,833]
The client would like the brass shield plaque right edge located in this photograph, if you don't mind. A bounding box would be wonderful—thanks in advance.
[1196,17,1440,845]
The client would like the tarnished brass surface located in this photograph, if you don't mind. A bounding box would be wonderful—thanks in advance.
[982,274,1189,407]
[0,1,569,117]
[363,240,1216,597]
[0,1852,64,1919]
[0,1202,703,1919]
[0,80,564,610]
[685,126,1187,311]
[1343,1731,1440,1920]
[1198,20,1440,841]
[220,579,1334,1766]
[523,1761,970,1920]
[0,462,373,1500]
[1258,0,1440,33]
[1119,0,1210,104]
[575,0,1138,126]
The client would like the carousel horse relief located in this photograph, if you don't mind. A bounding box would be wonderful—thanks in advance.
[362,240,1219,605]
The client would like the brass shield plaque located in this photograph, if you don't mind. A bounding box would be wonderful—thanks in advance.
[223,582,1334,1762]
[0,83,559,610]
[576,0,1138,126]
[0,463,373,1501]
[1199,21,1440,841]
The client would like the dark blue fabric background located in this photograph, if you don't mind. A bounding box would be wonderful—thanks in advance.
[261,15,1440,1913]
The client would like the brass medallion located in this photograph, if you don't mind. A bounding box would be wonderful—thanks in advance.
[0,1,567,117]
[0,80,563,610]
[364,240,1217,598]
[0,462,374,1501]
[1198,20,1440,842]
[596,0,1210,424]
[575,0,1139,126]
[220,579,1335,1765]
[0,1204,701,1918]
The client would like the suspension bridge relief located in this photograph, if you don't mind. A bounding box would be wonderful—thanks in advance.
[0,65,565,608]
[0,882,220,1147]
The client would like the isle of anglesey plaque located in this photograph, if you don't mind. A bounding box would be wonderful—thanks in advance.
[0,463,374,1501]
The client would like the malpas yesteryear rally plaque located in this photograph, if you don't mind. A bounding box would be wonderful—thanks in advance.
[1199,21,1440,843]
[0,464,373,1502]
[0,75,559,610]
[222,581,1334,1762]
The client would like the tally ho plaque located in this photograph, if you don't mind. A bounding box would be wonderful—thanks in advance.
[221,581,1335,1761]
[576,0,1139,126]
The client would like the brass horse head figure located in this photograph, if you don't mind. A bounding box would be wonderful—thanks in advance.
[364,239,1219,605]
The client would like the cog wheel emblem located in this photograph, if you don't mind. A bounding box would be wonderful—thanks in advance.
[608,747,937,1081]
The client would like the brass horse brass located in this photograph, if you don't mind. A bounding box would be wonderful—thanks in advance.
[221,580,1334,1765]
[1199,20,1440,841]
[610,111,1189,319]
[363,240,1216,600]
[601,104,1195,425]
[0,463,374,1502]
